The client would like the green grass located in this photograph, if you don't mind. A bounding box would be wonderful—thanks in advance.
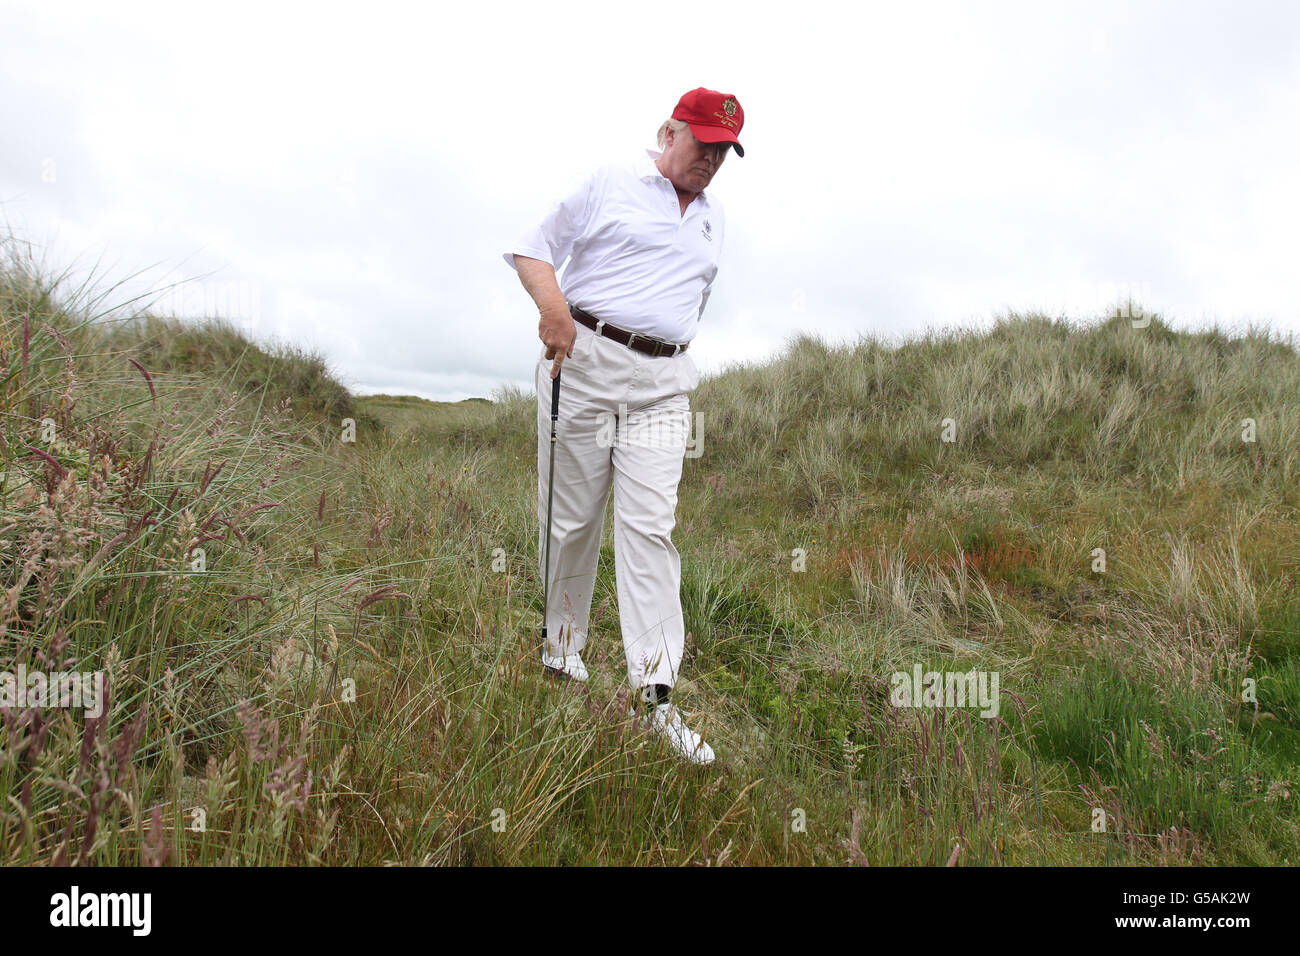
[2,231,1298,865]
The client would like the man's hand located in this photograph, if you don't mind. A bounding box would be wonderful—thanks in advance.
[539,305,576,380]
[514,255,574,380]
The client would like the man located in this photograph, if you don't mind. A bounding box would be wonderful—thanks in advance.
[503,87,745,765]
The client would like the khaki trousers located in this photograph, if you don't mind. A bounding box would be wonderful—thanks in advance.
[536,319,700,688]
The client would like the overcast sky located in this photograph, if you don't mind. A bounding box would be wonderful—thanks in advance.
[3,1,1297,401]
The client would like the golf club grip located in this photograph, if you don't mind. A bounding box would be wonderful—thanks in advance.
[550,370,561,421]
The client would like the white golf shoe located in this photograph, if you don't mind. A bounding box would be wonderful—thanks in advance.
[630,700,716,766]
[541,652,589,682]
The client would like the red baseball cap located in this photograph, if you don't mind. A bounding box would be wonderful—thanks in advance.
[671,87,745,157]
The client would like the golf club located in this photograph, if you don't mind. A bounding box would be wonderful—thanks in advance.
[541,369,561,661]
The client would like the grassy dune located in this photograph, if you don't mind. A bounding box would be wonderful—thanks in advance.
[2,237,1297,865]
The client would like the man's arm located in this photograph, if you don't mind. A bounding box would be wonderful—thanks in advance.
[514,255,575,380]
[504,167,602,379]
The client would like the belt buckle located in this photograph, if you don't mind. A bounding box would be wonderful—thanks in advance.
[594,318,605,336]
[626,332,637,349]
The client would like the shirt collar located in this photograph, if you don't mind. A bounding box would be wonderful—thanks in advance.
[639,148,709,204]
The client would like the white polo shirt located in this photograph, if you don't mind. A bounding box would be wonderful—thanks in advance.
[503,148,724,345]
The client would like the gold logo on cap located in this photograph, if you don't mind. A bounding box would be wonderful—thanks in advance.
[723,98,738,117]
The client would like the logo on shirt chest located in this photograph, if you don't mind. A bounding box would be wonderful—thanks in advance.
[701,219,712,242]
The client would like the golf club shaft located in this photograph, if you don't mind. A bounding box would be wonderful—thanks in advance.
[541,370,561,647]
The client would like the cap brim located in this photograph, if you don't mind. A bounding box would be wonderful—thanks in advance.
[688,123,744,157]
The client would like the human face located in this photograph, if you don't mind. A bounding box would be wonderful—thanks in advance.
[660,125,730,195]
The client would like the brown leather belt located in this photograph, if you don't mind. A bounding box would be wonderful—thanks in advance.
[570,305,688,358]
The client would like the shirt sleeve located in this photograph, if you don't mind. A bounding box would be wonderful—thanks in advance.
[502,167,601,272]
[698,203,725,320]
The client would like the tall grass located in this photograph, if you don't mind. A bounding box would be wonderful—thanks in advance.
[1,237,372,864]
[3,233,1297,866]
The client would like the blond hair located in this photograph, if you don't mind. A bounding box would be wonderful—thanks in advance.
[656,118,689,149]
